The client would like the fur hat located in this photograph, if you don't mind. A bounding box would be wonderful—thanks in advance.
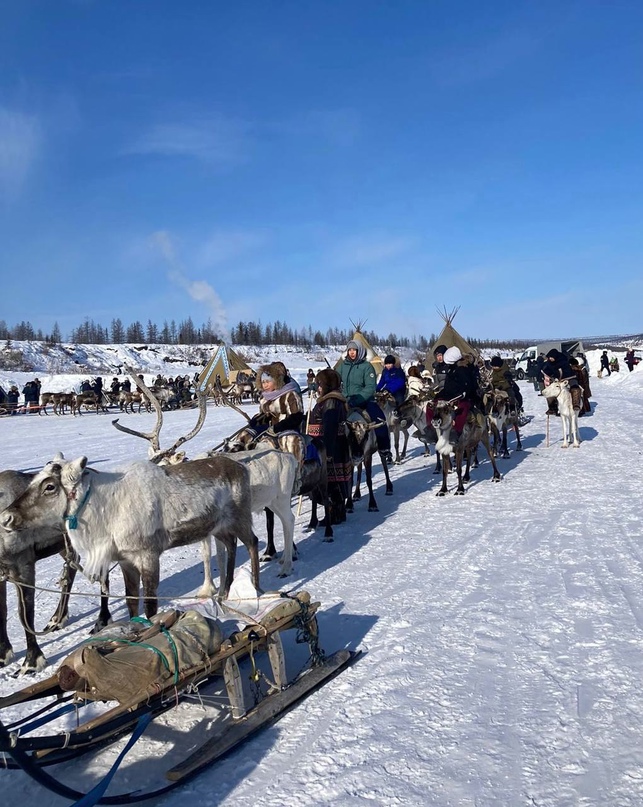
[443,346,463,365]
[433,344,448,356]
[407,366,421,378]
[315,368,342,393]
[490,356,503,368]
[258,362,287,389]
[546,349,561,360]
[384,354,396,365]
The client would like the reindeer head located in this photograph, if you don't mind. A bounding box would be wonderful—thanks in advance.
[431,400,456,431]
[0,456,87,533]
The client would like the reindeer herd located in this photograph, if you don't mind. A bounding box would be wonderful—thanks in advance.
[0,363,579,675]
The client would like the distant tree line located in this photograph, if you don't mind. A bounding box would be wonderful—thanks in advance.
[0,317,533,352]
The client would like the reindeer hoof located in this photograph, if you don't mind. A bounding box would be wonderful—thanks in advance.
[436,490,447,497]
[45,615,69,632]
[260,553,276,563]
[0,647,15,667]
[277,569,292,579]
[14,655,47,677]
[322,536,334,543]
[368,505,379,512]
[454,489,465,496]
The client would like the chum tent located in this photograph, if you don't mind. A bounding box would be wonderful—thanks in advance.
[428,307,479,363]
[198,344,253,391]
[336,321,384,376]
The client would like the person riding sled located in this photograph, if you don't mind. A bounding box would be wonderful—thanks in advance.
[307,369,352,524]
[338,340,392,464]
[425,346,479,435]
[542,349,582,415]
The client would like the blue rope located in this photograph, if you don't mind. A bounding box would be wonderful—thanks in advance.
[64,484,92,530]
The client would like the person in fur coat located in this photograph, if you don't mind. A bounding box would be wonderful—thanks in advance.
[248,362,304,436]
[307,369,352,523]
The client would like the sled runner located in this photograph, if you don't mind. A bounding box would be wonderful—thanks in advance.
[0,579,360,804]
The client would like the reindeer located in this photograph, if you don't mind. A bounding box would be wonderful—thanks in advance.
[112,373,262,600]
[0,465,115,673]
[544,380,581,448]
[431,399,501,495]
[376,390,437,465]
[344,410,393,512]
[1,454,260,619]
[75,390,108,415]
[222,393,335,543]
[485,389,523,458]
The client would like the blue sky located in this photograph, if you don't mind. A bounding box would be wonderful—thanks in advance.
[2,1,643,342]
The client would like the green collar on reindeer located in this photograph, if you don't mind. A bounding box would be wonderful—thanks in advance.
[65,482,92,530]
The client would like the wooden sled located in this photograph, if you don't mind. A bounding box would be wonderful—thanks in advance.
[0,589,360,803]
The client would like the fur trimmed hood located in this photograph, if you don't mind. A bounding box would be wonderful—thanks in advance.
[316,368,342,393]
[258,362,288,389]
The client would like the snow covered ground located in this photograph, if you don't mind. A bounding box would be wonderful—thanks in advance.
[0,355,642,806]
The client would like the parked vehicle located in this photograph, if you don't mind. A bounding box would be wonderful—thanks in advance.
[514,340,585,380]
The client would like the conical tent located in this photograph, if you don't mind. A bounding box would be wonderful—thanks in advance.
[198,344,253,391]
[336,321,384,376]
[428,307,479,363]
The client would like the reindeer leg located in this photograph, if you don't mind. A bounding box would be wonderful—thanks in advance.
[502,426,510,459]
[0,580,14,667]
[403,429,410,460]
[14,568,47,673]
[197,538,217,598]
[381,451,393,497]
[44,552,77,631]
[454,449,466,495]
[305,494,319,532]
[92,576,113,633]
[437,454,449,496]
[365,453,379,511]
[482,434,502,481]
[120,560,141,618]
[261,508,278,561]
[353,462,363,502]
[514,423,522,451]
[462,449,473,483]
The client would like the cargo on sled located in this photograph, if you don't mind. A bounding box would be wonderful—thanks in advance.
[0,573,360,804]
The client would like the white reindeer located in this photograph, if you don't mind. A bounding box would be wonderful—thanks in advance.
[0,454,260,618]
[545,380,581,448]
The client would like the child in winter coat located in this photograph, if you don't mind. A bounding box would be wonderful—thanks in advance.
[376,355,407,412]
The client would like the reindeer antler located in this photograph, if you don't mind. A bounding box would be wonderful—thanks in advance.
[152,391,208,463]
[112,371,209,463]
[112,371,164,452]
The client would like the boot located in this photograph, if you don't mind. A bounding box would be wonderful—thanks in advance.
[545,397,558,416]
[570,386,581,411]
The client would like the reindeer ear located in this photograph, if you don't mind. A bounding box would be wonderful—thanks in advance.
[61,457,88,490]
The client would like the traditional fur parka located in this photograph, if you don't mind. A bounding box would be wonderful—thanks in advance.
[406,366,424,398]
[307,369,352,508]
[251,362,304,434]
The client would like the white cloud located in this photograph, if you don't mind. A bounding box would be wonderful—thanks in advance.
[125,118,248,168]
